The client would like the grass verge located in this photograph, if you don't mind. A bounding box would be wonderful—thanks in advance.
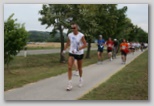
[79,50,148,100]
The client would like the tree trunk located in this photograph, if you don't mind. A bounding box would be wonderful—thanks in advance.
[85,38,91,59]
[59,26,66,63]
[6,58,11,74]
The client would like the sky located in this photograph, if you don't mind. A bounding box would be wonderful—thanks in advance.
[4,4,148,33]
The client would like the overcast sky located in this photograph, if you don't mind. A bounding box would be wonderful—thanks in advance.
[4,4,148,33]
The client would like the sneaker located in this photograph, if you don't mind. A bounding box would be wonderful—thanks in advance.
[121,60,125,64]
[121,61,126,65]
[66,81,73,91]
[74,71,79,76]
[79,78,83,87]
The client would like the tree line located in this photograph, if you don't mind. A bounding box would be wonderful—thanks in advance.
[39,4,148,62]
[28,30,68,42]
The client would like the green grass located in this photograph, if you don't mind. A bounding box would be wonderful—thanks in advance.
[26,46,60,50]
[79,50,148,100]
[4,50,109,91]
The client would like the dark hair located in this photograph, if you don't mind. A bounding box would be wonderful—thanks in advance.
[71,22,80,30]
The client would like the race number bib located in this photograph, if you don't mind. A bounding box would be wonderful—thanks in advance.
[100,45,104,48]
[108,44,112,47]
[122,46,126,49]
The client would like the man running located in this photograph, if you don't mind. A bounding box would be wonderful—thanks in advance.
[106,37,114,61]
[97,35,105,64]
[112,39,119,59]
[120,39,129,64]
[62,23,87,91]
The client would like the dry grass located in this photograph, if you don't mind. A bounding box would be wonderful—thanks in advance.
[26,42,98,50]
[26,42,61,49]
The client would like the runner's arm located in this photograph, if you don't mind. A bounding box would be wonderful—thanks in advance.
[78,36,87,50]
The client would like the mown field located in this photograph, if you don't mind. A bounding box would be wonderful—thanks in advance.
[26,42,98,50]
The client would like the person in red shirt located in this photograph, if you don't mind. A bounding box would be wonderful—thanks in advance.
[120,39,129,64]
[106,37,114,61]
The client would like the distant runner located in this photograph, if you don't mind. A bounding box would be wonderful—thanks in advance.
[97,35,105,64]
[120,39,129,64]
[112,39,119,59]
[106,37,114,61]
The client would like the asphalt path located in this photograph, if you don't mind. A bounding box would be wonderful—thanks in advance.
[17,48,98,56]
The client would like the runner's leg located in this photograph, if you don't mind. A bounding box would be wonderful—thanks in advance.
[77,59,83,87]
[68,56,74,80]
[66,56,74,90]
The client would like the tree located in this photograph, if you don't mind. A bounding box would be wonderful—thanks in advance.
[38,4,148,61]
[39,4,72,63]
[78,4,99,58]
[111,5,128,41]
[4,13,28,72]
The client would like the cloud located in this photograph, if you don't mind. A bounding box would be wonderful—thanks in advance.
[4,4,148,32]
[4,4,53,31]
[118,4,148,32]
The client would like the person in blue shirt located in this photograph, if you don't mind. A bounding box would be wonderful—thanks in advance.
[97,35,105,64]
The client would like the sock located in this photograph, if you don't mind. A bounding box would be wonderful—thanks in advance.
[80,77,83,81]
[68,80,72,83]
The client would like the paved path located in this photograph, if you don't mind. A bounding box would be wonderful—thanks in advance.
[5,51,144,100]
[17,48,97,56]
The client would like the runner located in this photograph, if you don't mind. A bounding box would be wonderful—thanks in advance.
[97,35,105,64]
[136,42,141,51]
[127,41,131,54]
[112,39,119,59]
[140,42,144,52]
[106,37,114,61]
[120,39,129,64]
[130,41,135,55]
[62,23,87,91]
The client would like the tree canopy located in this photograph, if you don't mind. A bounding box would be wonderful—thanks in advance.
[39,4,148,60]
[4,13,29,71]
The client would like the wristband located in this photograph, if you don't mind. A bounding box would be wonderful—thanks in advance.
[63,50,66,54]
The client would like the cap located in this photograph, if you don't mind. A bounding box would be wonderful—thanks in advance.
[99,35,102,38]
[114,39,117,41]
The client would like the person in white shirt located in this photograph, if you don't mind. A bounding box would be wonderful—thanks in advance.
[62,23,87,91]
[131,42,136,54]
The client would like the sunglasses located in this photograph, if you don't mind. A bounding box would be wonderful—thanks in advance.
[71,27,76,29]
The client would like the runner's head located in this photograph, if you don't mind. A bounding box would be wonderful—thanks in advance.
[108,37,112,41]
[123,39,126,43]
[99,35,102,39]
[71,23,79,34]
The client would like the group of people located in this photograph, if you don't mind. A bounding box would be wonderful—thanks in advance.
[97,36,117,62]
[128,42,146,53]
[62,22,146,91]
[97,35,147,64]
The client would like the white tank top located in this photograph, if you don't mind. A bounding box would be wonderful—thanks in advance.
[68,32,84,55]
